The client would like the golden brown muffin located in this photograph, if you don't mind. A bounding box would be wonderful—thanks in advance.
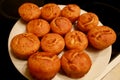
[10,33,40,59]
[50,17,72,35]
[18,2,41,22]
[41,3,61,22]
[87,26,117,49]
[28,52,61,80]
[41,33,65,55]
[77,12,99,33]
[26,19,50,37]
[61,49,92,78]
[61,4,81,23]
[64,30,88,51]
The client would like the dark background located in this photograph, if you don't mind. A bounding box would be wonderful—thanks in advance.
[0,0,120,80]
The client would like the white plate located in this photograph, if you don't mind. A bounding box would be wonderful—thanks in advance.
[8,5,112,80]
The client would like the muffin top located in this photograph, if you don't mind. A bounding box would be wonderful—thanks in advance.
[77,12,99,33]
[87,26,117,49]
[28,51,61,80]
[50,17,72,35]
[61,49,92,78]
[18,2,41,22]
[41,33,65,55]
[10,33,40,59]
[61,4,81,23]
[41,3,61,22]
[64,30,88,51]
[26,19,50,37]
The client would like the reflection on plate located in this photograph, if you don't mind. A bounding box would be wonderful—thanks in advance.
[8,5,111,80]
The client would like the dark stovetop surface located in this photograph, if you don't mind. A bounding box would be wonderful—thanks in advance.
[0,0,120,80]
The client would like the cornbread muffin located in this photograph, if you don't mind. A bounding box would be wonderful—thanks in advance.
[87,26,117,49]
[61,50,92,78]
[41,33,65,55]
[28,52,61,80]
[50,17,72,35]
[26,19,50,37]
[41,3,61,22]
[18,2,41,22]
[61,4,81,23]
[10,33,40,59]
[77,12,99,32]
[64,30,88,51]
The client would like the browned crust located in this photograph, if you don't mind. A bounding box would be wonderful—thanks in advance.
[77,12,99,32]
[61,50,92,78]
[87,26,117,49]
[10,33,40,59]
